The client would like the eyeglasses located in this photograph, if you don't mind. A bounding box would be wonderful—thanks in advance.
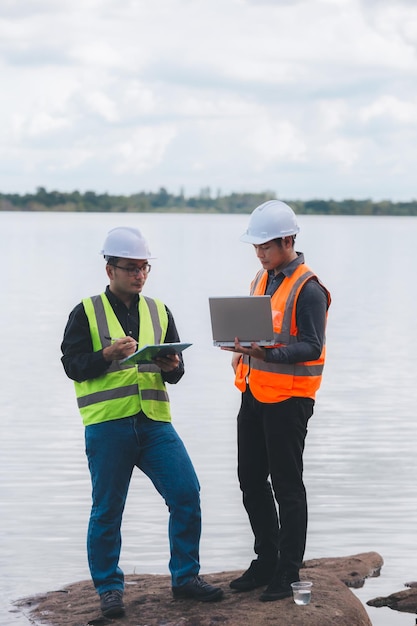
[111,263,151,276]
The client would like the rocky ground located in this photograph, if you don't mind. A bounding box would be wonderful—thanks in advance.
[367,580,417,614]
[14,552,385,626]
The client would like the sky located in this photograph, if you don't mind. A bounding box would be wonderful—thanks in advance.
[1,0,417,201]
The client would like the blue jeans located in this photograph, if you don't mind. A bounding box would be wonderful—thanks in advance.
[85,412,201,594]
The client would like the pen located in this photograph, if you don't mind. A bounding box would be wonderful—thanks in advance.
[105,336,138,344]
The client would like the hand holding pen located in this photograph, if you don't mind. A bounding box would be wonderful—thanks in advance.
[103,336,137,362]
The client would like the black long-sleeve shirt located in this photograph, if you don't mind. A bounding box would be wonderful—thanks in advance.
[61,286,184,384]
[263,253,329,365]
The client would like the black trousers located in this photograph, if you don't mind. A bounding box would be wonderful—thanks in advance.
[237,388,314,573]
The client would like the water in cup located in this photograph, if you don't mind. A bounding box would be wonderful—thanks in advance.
[291,581,312,605]
[294,589,311,605]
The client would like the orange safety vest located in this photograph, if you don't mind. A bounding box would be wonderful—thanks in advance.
[235,263,331,403]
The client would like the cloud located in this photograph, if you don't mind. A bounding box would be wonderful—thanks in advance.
[12,111,70,138]
[82,91,119,122]
[115,125,178,174]
[360,95,417,125]
[246,119,307,165]
[0,0,416,200]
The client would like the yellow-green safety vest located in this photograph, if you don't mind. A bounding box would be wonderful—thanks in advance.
[74,293,172,426]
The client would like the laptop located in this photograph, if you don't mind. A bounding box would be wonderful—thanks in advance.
[208,295,275,347]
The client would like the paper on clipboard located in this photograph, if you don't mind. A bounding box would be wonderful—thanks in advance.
[120,342,192,365]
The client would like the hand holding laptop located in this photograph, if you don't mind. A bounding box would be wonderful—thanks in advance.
[220,337,268,360]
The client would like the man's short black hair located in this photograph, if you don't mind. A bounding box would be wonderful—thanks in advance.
[273,235,296,248]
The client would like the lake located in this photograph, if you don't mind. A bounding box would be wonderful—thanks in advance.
[1,211,417,625]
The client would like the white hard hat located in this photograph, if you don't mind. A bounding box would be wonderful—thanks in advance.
[240,200,300,244]
[100,227,155,259]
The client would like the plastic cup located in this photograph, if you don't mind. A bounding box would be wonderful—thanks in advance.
[291,581,313,605]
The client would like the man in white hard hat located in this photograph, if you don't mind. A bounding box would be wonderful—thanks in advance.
[223,201,331,602]
[61,227,223,618]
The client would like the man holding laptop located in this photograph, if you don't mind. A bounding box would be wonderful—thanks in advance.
[222,200,331,602]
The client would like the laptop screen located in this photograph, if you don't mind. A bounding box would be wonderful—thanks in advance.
[208,296,275,347]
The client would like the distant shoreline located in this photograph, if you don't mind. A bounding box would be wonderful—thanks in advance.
[1,188,417,215]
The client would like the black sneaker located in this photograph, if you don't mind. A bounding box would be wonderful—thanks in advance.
[172,576,224,602]
[230,559,276,592]
[100,589,125,617]
[259,570,299,602]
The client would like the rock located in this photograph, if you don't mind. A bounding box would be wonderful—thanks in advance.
[302,552,383,589]
[367,582,417,614]
[15,552,383,626]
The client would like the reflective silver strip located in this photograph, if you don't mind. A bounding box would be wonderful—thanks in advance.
[90,295,110,340]
[252,361,324,376]
[141,389,170,402]
[143,296,163,343]
[244,270,323,379]
[77,384,139,408]
[89,295,121,374]
[250,271,265,295]
[89,295,165,373]
[138,363,160,373]
[273,271,314,344]
[250,270,315,344]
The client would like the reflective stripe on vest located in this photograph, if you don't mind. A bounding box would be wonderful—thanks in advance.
[235,264,330,403]
[74,293,171,425]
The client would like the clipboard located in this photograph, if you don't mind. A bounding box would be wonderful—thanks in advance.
[120,342,192,365]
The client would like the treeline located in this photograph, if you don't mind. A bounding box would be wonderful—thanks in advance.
[1,187,417,215]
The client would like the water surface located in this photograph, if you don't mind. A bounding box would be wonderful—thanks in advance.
[1,212,416,625]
